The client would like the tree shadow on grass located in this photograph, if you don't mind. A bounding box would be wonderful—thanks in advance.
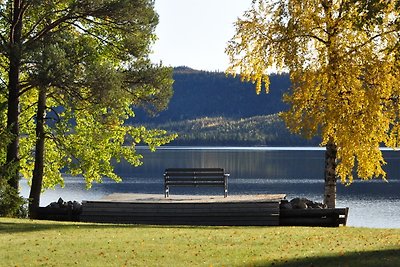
[0,219,232,234]
[0,219,135,234]
[256,248,400,267]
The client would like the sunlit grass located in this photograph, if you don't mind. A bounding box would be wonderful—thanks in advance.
[1,217,399,266]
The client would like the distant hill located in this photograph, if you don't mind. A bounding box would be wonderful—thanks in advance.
[144,114,320,146]
[134,67,290,122]
[134,67,320,146]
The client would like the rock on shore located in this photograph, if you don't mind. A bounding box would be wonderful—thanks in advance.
[280,197,327,209]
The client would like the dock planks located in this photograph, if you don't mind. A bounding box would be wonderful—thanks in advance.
[80,194,285,226]
[79,194,348,227]
[280,208,349,227]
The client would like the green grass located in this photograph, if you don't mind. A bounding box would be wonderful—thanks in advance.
[1,218,400,267]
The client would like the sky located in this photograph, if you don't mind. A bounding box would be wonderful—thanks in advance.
[150,0,252,72]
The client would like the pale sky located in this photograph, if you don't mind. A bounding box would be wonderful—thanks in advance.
[150,0,252,72]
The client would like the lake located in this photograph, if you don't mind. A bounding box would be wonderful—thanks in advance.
[20,147,400,228]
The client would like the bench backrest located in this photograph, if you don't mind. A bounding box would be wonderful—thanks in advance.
[164,168,226,184]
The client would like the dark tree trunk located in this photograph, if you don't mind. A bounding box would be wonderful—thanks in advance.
[324,140,337,208]
[29,87,46,219]
[6,0,23,190]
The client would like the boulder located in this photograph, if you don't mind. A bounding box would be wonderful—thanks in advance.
[289,198,327,209]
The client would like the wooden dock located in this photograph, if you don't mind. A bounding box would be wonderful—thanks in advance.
[80,193,286,226]
[280,208,349,227]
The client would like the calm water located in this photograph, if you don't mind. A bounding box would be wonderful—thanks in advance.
[20,147,400,228]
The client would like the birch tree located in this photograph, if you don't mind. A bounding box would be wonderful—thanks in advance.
[226,0,400,208]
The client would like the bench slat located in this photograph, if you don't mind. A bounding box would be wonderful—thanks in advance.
[165,183,225,187]
[165,168,224,172]
[166,178,226,181]
[165,173,225,177]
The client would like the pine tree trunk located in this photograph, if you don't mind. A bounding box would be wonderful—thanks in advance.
[5,0,23,191]
[324,140,337,208]
[29,88,46,219]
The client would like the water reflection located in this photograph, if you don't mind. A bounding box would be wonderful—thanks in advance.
[118,147,327,180]
[20,147,400,228]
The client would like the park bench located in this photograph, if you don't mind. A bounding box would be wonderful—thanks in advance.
[164,168,229,198]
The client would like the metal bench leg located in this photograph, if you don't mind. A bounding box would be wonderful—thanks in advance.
[224,175,228,197]
[165,186,169,198]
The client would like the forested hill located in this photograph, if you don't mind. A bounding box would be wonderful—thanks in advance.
[135,67,290,122]
[134,67,320,146]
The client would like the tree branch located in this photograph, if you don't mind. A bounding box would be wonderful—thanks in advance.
[18,84,34,97]
[24,13,84,48]
[68,21,120,50]
[344,29,399,58]
[46,106,61,123]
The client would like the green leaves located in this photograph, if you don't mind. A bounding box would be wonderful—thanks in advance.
[0,0,174,199]
[53,107,175,188]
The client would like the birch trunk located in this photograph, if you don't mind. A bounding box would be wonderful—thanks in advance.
[324,140,337,208]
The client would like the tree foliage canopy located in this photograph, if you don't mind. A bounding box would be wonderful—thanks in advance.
[0,0,175,213]
[226,0,400,183]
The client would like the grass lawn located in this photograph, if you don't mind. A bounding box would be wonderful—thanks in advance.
[1,217,399,267]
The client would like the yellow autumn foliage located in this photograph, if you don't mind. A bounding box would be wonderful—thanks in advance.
[226,0,400,183]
